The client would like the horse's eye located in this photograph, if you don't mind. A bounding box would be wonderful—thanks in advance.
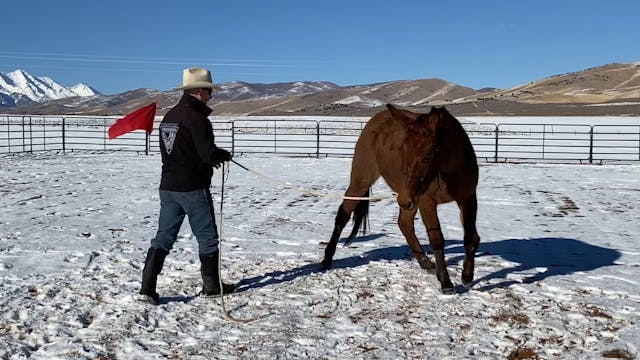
[419,176,425,183]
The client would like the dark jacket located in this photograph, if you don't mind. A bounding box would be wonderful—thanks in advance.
[158,94,227,191]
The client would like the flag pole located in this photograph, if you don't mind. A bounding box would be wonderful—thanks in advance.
[145,131,149,155]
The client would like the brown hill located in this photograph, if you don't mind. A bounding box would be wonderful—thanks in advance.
[221,63,640,116]
[458,63,640,104]
[3,63,640,116]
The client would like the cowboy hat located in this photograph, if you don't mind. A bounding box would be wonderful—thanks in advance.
[174,67,221,90]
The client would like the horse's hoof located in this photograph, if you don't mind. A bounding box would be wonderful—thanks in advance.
[462,274,474,287]
[441,286,455,295]
[440,278,455,294]
[320,258,332,269]
[418,257,436,273]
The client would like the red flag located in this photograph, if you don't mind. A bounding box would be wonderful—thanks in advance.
[108,102,156,139]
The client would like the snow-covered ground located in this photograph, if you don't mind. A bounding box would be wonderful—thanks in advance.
[0,152,639,359]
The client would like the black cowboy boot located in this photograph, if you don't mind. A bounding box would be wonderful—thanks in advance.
[139,247,169,303]
[200,253,235,296]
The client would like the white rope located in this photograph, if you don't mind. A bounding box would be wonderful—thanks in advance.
[230,159,397,201]
[214,158,396,323]
[216,162,267,323]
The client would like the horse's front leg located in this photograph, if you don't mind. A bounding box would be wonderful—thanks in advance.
[458,193,481,287]
[419,199,454,294]
[397,208,435,272]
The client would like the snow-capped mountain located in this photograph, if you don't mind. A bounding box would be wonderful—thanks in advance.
[0,69,100,107]
[70,83,100,97]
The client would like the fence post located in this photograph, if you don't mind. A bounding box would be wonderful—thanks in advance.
[589,126,594,164]
[494,124,499,163]
[231,121,235,155]
[145,132,149,155]
[29,116,33,153]
[6,116,10,154]
[22,116,25,153]
[62,117,66,153]
[43,116,47,151]
[542,124,546,160]
[316,121,320,158]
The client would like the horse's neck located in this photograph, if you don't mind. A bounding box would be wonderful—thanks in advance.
[438,123,470,171]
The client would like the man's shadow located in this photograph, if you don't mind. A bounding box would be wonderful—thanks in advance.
[236,236,621,292]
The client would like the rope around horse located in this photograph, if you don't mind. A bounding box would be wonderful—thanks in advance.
[230,159,397,201]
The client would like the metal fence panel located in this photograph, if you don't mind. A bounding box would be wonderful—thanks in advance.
[592,125,640,162]
[1,115,640,164]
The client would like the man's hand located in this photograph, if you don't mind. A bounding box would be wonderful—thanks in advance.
[218,149,232,162]
[212,149,232,169]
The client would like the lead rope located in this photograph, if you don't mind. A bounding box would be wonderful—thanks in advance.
[230,159,396,201]
[217,162,266,323]
[215,158,394,323]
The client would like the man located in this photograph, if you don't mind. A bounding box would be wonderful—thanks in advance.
[139,67,235,303]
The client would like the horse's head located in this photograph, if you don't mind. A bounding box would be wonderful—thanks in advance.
[387,104,442,210]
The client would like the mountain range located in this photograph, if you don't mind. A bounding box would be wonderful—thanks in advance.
[2,63,639,116]
[0,70,100,107]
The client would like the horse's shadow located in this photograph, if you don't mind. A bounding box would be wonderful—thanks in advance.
[450,237,621,290]
[237,236,621,292]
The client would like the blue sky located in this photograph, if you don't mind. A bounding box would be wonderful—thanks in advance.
[2,0,639,95]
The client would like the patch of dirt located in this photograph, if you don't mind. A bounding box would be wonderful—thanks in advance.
[534,191,580,217]
[583,304,613,319]
[507,346,538,360]
[491,311,530,327]
[602,349,635,359]
[558,196,580,215]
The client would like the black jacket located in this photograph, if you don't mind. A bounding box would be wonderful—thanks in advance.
[158,94,227,191]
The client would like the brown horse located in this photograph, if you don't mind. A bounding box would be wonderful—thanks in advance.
[321,104,480,294]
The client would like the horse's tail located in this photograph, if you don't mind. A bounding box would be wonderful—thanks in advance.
[347,189,370,240]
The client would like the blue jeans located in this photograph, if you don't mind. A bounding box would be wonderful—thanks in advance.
[151,188,219,256]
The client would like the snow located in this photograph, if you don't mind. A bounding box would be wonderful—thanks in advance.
[411,83,456,106]
[0,69,93,104]
[334,95,384,107]
[70,84,99,97]
[587,102,640,107]
[1,152,639,359]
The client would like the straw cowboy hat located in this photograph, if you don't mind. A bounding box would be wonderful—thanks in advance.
[174,67,221,90]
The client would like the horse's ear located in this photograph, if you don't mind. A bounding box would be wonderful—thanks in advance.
[387,103,413,123]
[386,103,405,119]
[423,108,440,134]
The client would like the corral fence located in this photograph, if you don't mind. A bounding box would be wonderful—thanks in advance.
[1,115,640,164]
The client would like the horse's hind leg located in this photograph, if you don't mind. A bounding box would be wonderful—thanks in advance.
[397,208,436,273]
[458,193,481,287]
[323,148,379,268]
[418,199,454,294]
[322,195,366,268]
[343,191,369,247]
